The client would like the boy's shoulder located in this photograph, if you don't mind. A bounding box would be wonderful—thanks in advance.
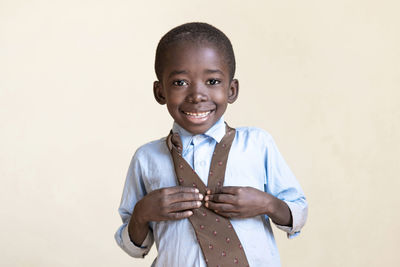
[235,126,274,141]
[233,126,277,152]
[132,137,169,161]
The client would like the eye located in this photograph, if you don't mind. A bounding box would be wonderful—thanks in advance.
[173,80,188,86]
[206,79,221,85]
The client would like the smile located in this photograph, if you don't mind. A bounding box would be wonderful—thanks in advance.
[182,110,212,118]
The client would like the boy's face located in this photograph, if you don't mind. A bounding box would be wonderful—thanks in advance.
[154,42,238,135]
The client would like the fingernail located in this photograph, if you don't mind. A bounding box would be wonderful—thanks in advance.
[204,196,209,201]
[197,201,202,206]
[205,202,208,207]
[206,189,211,195]
[194,188,199,193]
[198,194,204,200]
[188,211,193,216]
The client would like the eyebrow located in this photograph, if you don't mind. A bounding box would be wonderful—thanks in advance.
[168,70,188,79]
[204,69,224,76]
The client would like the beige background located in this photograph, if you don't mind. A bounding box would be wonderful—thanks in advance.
[1,0,399,266]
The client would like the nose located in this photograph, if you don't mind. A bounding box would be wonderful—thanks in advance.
[186,82,208,103]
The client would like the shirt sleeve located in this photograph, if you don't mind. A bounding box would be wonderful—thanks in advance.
[114,150,154,257]
[263,132,308,238]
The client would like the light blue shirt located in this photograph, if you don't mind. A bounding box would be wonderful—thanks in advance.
[115,117,308,267]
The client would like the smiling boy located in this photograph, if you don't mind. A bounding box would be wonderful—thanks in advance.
[115,22,308,267]
[154,42,236,135]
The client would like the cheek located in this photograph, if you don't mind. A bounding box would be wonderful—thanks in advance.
[166,91,185,105]
[212,90,229,104]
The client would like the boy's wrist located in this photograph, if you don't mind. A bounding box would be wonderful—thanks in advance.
[263,193,293,226]
[127,201,150,247]
[131,199,149,226]
[263,192,284,218]
[263,193,275,216]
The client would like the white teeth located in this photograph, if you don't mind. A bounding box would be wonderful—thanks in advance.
[184,111,211,118]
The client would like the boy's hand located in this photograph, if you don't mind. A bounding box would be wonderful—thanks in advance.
[128,186,203,246]
[204,186,292,226]
[204,186,268,218]
[133,186,203,224]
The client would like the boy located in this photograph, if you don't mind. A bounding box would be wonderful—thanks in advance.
[115,22,308,267]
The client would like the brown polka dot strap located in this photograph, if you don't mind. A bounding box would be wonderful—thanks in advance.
[166,124,249,267]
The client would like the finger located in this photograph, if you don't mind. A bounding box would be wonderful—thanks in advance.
[205,193,236,204]
[220,186,241,195]
[169,186,200,194]
[159,186,199,196]
[169,192,204,203]
[167,210,193,220]
[169,201,202,212]
[205,201,237,212]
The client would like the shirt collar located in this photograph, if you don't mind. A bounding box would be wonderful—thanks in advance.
[172,116,226,151]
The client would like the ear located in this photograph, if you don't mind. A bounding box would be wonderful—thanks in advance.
[227,79,239,104]
[153,81,166,105]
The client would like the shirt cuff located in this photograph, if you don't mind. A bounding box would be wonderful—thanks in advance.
[274,201,308,239]
[121,224,153,258]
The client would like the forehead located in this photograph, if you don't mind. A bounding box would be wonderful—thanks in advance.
[161,41,229,74]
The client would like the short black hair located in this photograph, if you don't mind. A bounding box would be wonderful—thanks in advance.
[155,22,236,81]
